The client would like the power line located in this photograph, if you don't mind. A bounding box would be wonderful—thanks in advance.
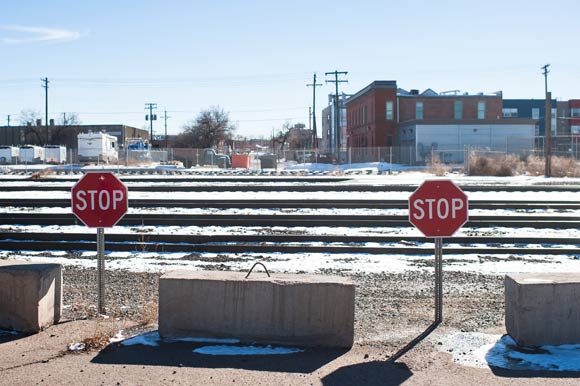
[41,77,49,144]
[306,73,322,149]
[161,109,171,148]
[144,103,157,140]
[325,70,348,157]
[541,64,551,177]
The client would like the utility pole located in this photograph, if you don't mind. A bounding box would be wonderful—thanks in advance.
[41,77,49,144]
[541,64,551,177]
[306,73,322,150]
[161,109,171,149]
[325,70,348,160]
[144,103,157,143]
[6,115,10,127]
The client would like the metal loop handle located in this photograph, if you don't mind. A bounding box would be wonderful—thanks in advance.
[245,262,271,279]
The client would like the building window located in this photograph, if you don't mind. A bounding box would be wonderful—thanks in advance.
[572,126,580,134]
[571,108,580,118]
[502,108,518,118]
[477,101,486,119]
[363,105,367,125]
[454,101,463,119]
[532,108,540,120]
[416,102,423,120]
[386,101,393,120]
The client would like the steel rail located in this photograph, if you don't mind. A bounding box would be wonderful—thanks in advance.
[0,239,577,255]
[1,232,578,245]
[2,184,580,193]
[1,213,580,228]
[1,198,579,210]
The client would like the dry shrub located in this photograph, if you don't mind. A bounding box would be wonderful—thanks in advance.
[468,153,521,176]
[138,300,158,326]
[73,317,129,352]
[469,153,495,175]
[468,153,580,177]
[28,168,54,180]
[524,155,545,176]
[427,157,450,176]
[551,157,580,177]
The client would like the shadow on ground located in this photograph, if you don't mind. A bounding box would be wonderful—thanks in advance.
[92,340,346,373]
[322,361,412,386]
[490,367,580,379]
[0,332,28,344]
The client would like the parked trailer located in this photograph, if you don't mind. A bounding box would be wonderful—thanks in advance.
[0,146,19,164]
[19,145,44,164]
[44,145,67,164]
[77,132,118,164]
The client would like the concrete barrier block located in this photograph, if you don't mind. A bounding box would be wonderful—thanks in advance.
[159,270,355,348]
[505,273,580,346]
[0,260,62,333]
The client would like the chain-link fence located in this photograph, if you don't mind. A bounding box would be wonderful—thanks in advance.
[3,136,580,169]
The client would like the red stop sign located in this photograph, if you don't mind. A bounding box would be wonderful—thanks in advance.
[409,180,468,237]
[71,172,128,228]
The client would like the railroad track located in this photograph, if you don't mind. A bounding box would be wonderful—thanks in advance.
[2,183,580,192]
[2,213,579,228]
[0,232,578,255]
[2,180,579,256]
[1,198,579,210]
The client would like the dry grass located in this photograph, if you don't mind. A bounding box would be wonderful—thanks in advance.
[138,300,158,326]
[427,158,451,176]
[28,168,54,180]
[551,156,580,177]
[136,272,158,326]
[467,153,580,177]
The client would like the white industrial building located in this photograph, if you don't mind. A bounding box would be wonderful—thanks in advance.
[398,119,537,164]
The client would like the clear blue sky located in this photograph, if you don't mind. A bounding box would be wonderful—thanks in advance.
[1,0,579,138]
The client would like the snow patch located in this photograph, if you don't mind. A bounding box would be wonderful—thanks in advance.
[193,345,304,356]
[440,332,580,372]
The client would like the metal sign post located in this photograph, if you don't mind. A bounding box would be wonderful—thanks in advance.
[71,172,128,316]
[434,237,443,324]
[390,180,468,362]
[97,227,106,314]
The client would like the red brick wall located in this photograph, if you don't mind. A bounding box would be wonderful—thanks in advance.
[347,88,397,148]
[399,96,502,121]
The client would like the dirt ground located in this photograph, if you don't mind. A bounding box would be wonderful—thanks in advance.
[1,320,580,386]
[1,267,579,385]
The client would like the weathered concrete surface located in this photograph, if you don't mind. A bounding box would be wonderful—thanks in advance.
[505,273,580,346]
[0,260,62,333]
[159,270,355,348]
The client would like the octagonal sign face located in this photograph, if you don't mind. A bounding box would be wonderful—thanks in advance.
[71,172,128,228]
[409,180,468,237]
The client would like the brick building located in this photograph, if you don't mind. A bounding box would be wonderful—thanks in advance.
[346,81,536,164]
[345,81,397,150]
[568,100,580,135]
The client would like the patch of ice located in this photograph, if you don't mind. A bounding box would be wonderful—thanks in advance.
[486,335,580,372]
[121,331,160,347]
[166,337,240,344]
[193,344,304,356]
[109,331,126,343]
[440,332,580,372]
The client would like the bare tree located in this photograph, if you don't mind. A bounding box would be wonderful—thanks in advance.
[18,109,43,145]
[51,113,82,148]
[176,106,235,148]
[274,122,309,151]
